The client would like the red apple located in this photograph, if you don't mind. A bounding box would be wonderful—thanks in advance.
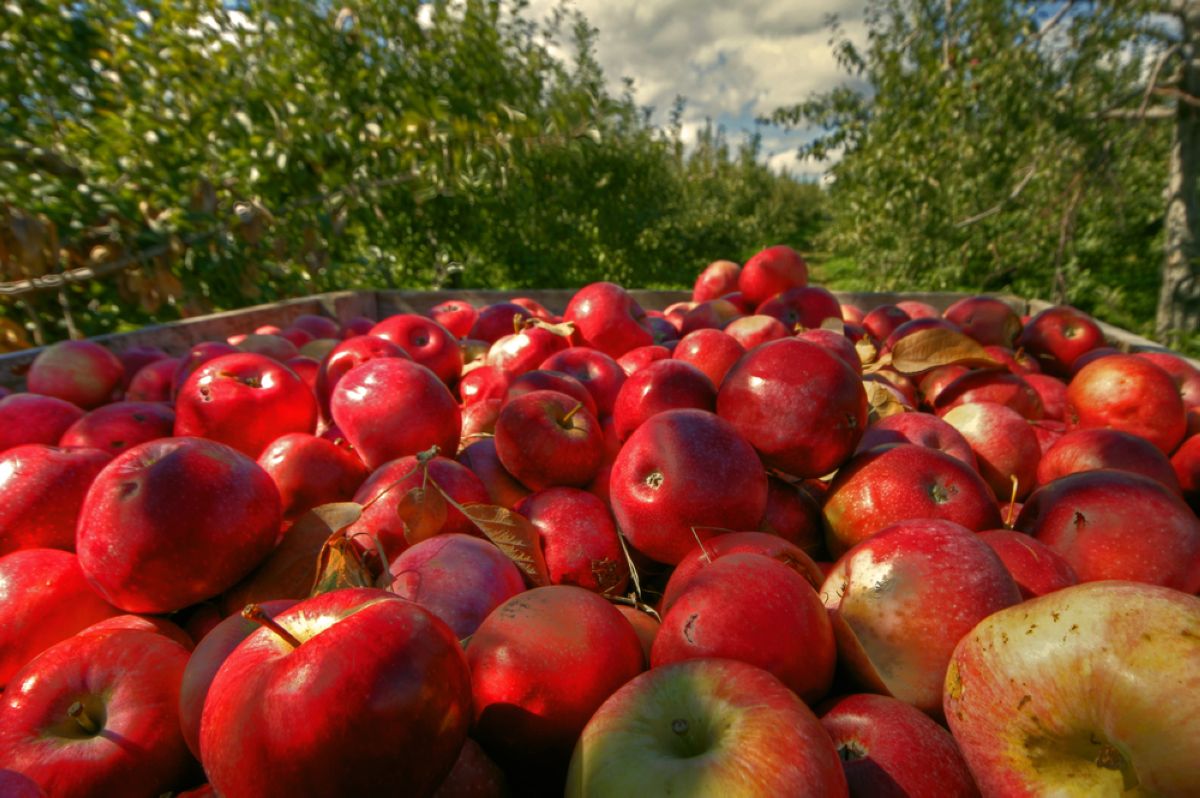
[59,401,175,455]
[1022,372,1068,421]
[433,738,509,798]
[26,340,124,409]
[505,369,597,418]
[429,299,479,339]
[653,552,835,702]
[0,549,120,689]
[796,328,862,373]
[660,530,825,613]
[855,410,977,468]
[566,659,847,797]
[515,487,628,594]
[116,345,168,391]
[756,285,842,330]
[896,299,940,319]
[672,328,745,387]
[564,282,653,358]
[609,408,767,565]
[77,437,282,613]
[279,327,314,349]
[539,346,626,416]
[1065,353,1186,454]
[611,359,716,441]
[389,533,526,639]
[457,439,531,510]
[1016,305,1106,377]
[679,298,742,334]
[977,529,1079,599]
[315,334,410,416]
[1171,433,1200,510]
[759,476,826,556]
[943,296,1022,347]
[862,305,911,342]
[370,314,463,386]
[616,344,672,376]
[346,454,489,558]
[823,444,1002,558]
[201,589,472,798]
[944,581,1200,797]
[469,302,533,344]
[0,393,85,452]
[494,390,604,491]
[738,245,809,307]
[0,444,111,555]
[174,352,319,458]
[256,432,370,519]
[1015,469,1200,591]
[692,259,741,302]
[722,313,789,349]
[941,401,1041,500]
[341,316,376,337]
[467,585,644,771]
[934,368,1044,419]
[330,358,461,470]
[821,693,980,797]
[1036,427,1180,492]
[178,598,299,758]
[458,364,512,407]
[289,314,340,340]
[821,519,1022,715]
[984,345,1041,375]
[717,337,867,479]
[0,628,193,797]
[0,770,45,797]
[170,341,238,400]
[1136,350,1200,408]
[235,333,299,362]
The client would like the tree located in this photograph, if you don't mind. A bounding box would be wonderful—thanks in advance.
[769,1,1197,346]
[1,0,825,343]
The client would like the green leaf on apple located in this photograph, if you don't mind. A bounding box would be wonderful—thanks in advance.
[310,534,378,596]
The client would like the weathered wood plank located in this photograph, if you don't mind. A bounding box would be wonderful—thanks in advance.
[0,289,1190,388]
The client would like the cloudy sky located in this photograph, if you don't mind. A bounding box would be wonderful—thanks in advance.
[520,0,870,179]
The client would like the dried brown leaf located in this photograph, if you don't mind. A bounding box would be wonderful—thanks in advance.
[397,486,448,547]
[459,502,551,587]
[889,328,998,375]
[865,381,909,422]
[222,502,363,612]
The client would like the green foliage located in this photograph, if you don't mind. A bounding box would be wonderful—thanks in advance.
[768,1,1179,341]
[0,0,822,342]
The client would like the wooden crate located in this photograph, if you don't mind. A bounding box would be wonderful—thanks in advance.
[0,289,1187,389]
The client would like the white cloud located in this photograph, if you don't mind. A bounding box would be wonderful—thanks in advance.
[517,0,868,171]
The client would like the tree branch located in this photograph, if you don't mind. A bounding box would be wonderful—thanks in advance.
[955,165,1037,227]
[1100,106,1176,119]
[1033,1,1076,43]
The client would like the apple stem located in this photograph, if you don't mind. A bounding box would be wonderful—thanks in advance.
[691,527,714,563]
[1005,474,1020,528]
[560,401,584,426]
[242,603,302,648]
[67,701,99,734]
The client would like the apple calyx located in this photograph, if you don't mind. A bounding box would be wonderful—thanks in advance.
[67,701,101,735]
[242,603,303,648]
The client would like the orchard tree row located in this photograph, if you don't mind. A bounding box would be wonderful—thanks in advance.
[0,0,824,345]
[770,0,1200,349]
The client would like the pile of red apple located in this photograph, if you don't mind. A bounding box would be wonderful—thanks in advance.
[1,244,1199,797]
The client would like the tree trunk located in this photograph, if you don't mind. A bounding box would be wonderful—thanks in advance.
[1156,1,1200,341]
